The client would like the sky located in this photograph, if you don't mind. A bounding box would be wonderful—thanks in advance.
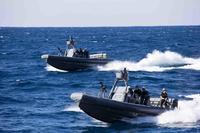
[0,0,200,27]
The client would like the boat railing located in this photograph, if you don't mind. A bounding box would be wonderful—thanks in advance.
[149,98,160,107]
[90,53,107,59]
[150,97,178,108]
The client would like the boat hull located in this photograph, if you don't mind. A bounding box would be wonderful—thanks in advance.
[44,55,112,71]
[79,95,166,123]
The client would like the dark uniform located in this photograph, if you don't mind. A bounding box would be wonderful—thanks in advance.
[127,88,134,102]
[160,88,168,108]
[122,68,128,87]
[133,87,142,104]
[98,82,107,98]
[123,68,128,81]
[140,88,150,105]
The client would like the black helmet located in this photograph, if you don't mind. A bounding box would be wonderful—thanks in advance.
[142,87,146,91]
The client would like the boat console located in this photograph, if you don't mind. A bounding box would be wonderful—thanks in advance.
[64,36,107,59]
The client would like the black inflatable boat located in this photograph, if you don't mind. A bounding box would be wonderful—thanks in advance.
[70,71,178,123]
[41,36,112,71]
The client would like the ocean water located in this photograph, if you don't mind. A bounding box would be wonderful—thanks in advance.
[0,26,200,133]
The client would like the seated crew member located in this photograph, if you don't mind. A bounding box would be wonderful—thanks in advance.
[98,82,107,98]
[85,50,89,58]
[79,48,83,57]
[82,49,86,58]
[160,88,169,108]
[133,86,142,104]
[140,87,150,105]
[82,48,89,58]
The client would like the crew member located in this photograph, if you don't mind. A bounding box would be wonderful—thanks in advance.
[122,68,128,86]
[127,88,134,102]
[79,48,83,57]
[133,86,142,104]
[140,87,150,105]
[123,68,128,80]
[67,36,75,48]
[160,88,168,108]
[98,82,107,98]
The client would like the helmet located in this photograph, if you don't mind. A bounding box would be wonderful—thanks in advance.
[135,85,139,88]
[142,87,146,91]
[162,88,166,91]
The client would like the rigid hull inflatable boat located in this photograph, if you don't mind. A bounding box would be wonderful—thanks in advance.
[71,71,178,123]
[41,37,112,71]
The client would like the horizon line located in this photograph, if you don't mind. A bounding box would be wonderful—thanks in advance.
[0,24,200,28]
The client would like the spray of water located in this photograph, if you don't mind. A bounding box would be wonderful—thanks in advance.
[98,50,200,72]
[45,64,68,72]
[63,104,83,113]
[156,94,200,124]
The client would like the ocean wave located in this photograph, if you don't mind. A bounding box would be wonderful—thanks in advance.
[0,95,28,104]
[98,50,200,72]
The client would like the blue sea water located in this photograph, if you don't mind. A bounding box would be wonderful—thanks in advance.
[0,26,200,133]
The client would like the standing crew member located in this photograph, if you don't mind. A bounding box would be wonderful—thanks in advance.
[122,68,128,86]
[98,82,107,98]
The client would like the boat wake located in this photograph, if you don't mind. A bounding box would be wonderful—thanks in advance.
[45,64,68,72]
[98,50,200,72]
[126,94,200,127]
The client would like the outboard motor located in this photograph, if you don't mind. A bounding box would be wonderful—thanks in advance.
[171,98,178,109]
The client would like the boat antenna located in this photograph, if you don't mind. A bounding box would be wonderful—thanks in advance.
[66,36,75,49]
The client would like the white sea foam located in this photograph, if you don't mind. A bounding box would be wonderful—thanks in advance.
[63,104,83,113]
[25,32,30,35]
[16,79,21,82]
[98,50,200,72]
[156,94,200,124]
[127,94,200,127]
[45,64,68,72]
[91,119,109,127]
